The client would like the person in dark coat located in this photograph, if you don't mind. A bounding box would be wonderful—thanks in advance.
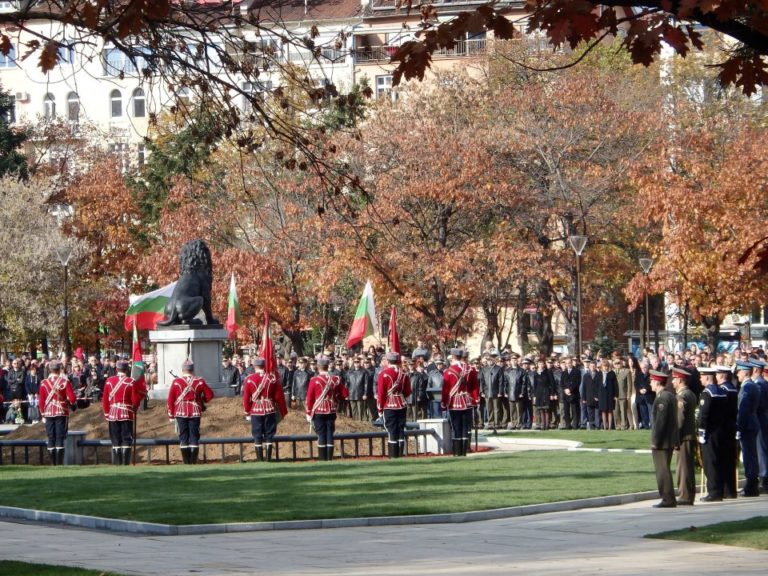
[698,366,729,502]
[597,359,618,431]
[650,370,679,508]
[291,357,313,411]
[345,356,369,421]
[559,356,581,430]
[581,360,600,430]
[532,358,556,430]
[735,359,761,497]
[634,360,654,429]
[408,358,430,421]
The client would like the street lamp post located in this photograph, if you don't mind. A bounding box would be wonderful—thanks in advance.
[56,245,73,358]
[569,235,588,358]
[639,257,654,352]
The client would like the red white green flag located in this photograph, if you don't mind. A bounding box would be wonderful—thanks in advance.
[346,280,379,349]
[226,273,241,339]
[131,322,147,400]
[124,282,177,331]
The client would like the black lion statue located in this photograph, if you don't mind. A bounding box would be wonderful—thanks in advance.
[157,240,219,326]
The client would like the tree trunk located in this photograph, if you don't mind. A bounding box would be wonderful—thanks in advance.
[284,330,306,357]
[536,312,554,356]
[702,316,721,353]
[481,301,500,351]
[516,283,529,353]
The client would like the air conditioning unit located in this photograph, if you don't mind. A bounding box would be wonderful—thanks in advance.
[14,92,30,103]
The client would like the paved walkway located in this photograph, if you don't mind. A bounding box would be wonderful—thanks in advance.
[2,497,767,575]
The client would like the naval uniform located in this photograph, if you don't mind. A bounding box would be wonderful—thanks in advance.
[698,383,729,500]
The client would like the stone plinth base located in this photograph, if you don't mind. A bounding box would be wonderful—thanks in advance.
[417,418,453,454]
[149,326,231,400]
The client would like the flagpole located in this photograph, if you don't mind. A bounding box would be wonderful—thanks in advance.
[132,320,138,466]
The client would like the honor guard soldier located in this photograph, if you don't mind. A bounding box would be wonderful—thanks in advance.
[167,360,214,464]
[306,356,348,461]
[102,360,147,465]
[39,360,77,465]
[377,352,412,458]
[735,359,761,496]
[671,366,697,505]
[650,370,679,508]
[243,357,288,462]
[698,366,728,501]
[441,348,480,456]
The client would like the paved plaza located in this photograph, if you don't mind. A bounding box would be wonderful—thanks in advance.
[1,497,767,575]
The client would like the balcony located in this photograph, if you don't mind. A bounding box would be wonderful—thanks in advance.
[353,38,487,64]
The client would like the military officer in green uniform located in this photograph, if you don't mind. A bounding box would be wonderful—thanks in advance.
[650,369,679,508]
[672,366,697,505]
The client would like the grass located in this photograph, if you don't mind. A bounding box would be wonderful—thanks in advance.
[489,429,652,450]
[0,452,656,525]
[0,561,125,575]
[647,516,768,550]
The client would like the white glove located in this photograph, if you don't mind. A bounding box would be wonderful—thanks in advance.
[305,414,311,422]
[245,415,251,422]
[736,431,742,441]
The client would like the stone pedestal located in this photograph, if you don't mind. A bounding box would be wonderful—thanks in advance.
[149,326,231,400]
[418,418,453,454]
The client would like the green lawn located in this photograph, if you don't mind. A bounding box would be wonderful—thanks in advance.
[489,429,652,450]
[648,516,768,550]
[0,561,125,576]
[0,452,656,525]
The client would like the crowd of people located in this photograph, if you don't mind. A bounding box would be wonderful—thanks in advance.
[2,340,767,500]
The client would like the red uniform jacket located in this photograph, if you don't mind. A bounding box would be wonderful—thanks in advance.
[376,366,412,412]
[441,362,480,410]
[167,376,214,418]
[243,371,288,417]
[39,375,77,417]
[305,373,348,416]
[102,375,147,421]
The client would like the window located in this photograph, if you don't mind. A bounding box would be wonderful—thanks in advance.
[137,143,146,168]
[375,75,397,101]
[132,87,145,117]
[0,43,15,68]
[110,89,122,118]
[43,93,56,119]
[57,42,74,65]
[0,1,17,12]
[66,92,79,123]
[177,87,192,107]
[242,80,272,111]
[3,99,14,123]
[103,46,149,76]
[108,142,130,173]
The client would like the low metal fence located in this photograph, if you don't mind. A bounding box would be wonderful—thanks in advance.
[1,428,439,466]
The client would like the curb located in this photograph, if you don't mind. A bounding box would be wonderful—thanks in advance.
[0,490,660,536]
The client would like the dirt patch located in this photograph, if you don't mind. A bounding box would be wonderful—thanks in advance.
[3,398,440,464]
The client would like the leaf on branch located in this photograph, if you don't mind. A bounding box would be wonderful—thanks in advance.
[662,24,690,58]
[39,41,60,72]
[718,52,768,96]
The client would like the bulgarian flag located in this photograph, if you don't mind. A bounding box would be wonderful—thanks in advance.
[131,323,148,404]
[124,282,177,331]
[346,280,379,349]
[388,305,400,354]
[226,273,241,339]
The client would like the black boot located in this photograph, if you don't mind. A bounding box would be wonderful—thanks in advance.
[452,439,460,456]
[761,477,768,494]
[122,448,132,466]
[255,445,264,462]
[180,447,190,464]
[48,449,57,466]
[57,449,66,465]
[740,478,760,497]
[327,445,334,460]
[398,441,405,458]
[190,447,199,464]
[265,444,273,462]
[388,443,397,459]
[317,446,327,461]
[112,448,120,466]
[463,439,470,456]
